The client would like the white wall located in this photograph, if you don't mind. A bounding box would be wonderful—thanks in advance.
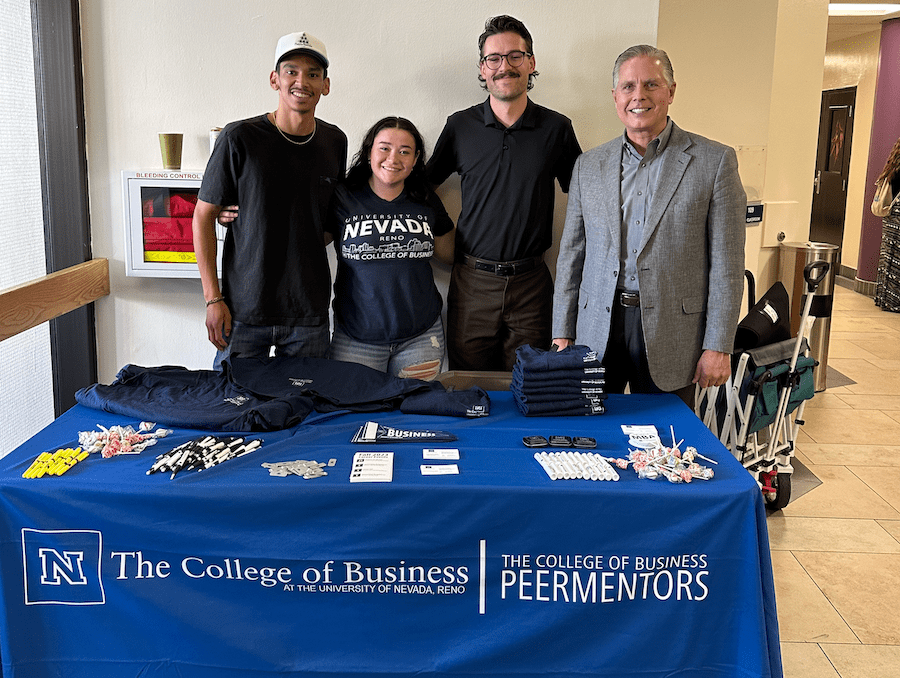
[81,0,659,381]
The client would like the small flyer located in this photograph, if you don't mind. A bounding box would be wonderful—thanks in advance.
[621,424,661,449]
[350,451,394,483]
[420,464,459,476]
[422,448,460,460]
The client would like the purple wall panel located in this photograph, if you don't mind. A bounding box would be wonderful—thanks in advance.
[859,18,900,281]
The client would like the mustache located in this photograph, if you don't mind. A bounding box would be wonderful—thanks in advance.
[492,71,520,81]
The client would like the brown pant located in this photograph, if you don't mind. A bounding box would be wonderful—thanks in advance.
[447,262,552,371]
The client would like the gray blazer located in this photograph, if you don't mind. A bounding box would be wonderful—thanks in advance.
[552,122,746,392]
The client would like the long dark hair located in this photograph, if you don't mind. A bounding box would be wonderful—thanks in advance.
[345,116,429,202]
[877,136,900,185]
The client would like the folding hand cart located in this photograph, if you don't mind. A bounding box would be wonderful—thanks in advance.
[696,262,829,510]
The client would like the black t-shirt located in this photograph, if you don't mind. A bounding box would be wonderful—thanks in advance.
[199,114,347,326]
[426,98,581,261]
[328,183,453,343]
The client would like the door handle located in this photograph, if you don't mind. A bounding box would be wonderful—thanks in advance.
[813,170,821,195]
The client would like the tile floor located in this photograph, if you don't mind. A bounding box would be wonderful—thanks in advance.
[769,284,900,677]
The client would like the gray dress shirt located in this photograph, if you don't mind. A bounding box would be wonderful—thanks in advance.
[619,119,674,292]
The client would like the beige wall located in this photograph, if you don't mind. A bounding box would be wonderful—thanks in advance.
[822,29,881,276]
[658,0,829,293]
[658,0,778,149]
[82,0,831,379]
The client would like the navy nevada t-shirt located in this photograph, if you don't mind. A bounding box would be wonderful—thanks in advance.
[328,183,453,343]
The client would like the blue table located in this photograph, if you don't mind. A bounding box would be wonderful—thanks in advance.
[0,392,781,677]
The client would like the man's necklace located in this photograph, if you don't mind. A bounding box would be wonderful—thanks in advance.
[272,111,316,146]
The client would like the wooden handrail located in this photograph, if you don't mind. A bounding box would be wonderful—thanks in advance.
[0,258,110,342]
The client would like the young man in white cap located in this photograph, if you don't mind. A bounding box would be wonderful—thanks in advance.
[192,32,347,368]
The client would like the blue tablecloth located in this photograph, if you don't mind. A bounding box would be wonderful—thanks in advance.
[0,393,781,678]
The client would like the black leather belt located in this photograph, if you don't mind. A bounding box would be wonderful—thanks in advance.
[617,290,640,308]
[461,254,541,277]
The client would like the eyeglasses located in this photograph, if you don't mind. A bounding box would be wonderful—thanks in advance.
[480,51,532,70]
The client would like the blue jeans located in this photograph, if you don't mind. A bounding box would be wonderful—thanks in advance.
[327,317,444,381]
[214,320,330,370]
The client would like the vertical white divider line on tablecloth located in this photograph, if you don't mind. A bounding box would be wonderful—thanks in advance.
[479,539,486,614]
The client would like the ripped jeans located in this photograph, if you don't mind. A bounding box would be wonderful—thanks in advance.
[327,316,444,381]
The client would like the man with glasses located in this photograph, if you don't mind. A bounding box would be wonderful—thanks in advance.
[427,15,581,371]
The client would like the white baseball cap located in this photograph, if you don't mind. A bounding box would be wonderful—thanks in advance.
[274,32,329,70]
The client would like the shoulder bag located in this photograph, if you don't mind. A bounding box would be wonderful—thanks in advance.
[872,178,897,217]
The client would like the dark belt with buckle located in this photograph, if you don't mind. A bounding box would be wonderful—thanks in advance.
[617,290,640,308]
[461,254,541,277]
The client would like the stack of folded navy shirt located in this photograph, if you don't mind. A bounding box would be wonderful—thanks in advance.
[511,344,607,416]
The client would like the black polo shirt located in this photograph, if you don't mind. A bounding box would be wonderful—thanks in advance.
[427,98,581,262]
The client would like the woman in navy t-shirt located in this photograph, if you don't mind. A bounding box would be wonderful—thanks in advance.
[327,117,454,380]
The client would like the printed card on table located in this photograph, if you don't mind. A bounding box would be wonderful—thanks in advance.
[350,452,394,483]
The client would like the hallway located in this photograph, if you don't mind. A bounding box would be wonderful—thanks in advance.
[770,284,900,676]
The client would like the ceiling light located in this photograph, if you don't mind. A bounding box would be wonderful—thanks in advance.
[828,4,900,16]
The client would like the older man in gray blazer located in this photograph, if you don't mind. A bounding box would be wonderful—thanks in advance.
[552,45,745,402]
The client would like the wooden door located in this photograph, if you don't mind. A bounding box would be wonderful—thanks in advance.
[809,87,856,266]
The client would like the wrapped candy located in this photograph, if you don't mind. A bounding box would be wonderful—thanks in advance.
[78,424,171,458]
[620,428,715,484]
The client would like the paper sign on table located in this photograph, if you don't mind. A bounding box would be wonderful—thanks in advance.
[423,448,460,460]
[420,464,459,476]
[350,452,394,483]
